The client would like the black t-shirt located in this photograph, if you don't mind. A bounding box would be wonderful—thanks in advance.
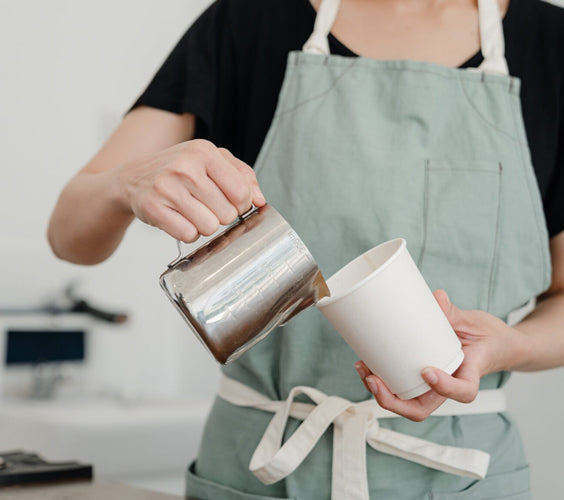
[132,0,564,238]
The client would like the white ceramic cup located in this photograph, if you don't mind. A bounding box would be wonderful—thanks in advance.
[316,238,464,400]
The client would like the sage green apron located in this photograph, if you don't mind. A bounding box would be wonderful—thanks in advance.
[186,0,551,497]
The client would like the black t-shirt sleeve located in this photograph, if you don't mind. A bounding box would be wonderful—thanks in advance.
[130,0,564,238]
[544,112,564,239]
[130,0,233,139]
[533,0,564,239]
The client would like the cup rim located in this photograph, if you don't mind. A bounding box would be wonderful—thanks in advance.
[316,238,406,308]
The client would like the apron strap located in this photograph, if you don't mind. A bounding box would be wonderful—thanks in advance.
[303,0,341,55]
[219,376,505,500]
[303,0,509,76]
[476,0,510,75]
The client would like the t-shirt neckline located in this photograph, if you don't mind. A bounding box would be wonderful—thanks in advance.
[301,0,515,69]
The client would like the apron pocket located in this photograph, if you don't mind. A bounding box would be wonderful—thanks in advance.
[186,461,295,500]
[418,159,503,312]
[430,465,530,499]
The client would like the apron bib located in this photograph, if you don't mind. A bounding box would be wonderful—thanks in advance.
[187,0,551,498]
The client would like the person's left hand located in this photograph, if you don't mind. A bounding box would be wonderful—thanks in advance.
[354,289,529,421]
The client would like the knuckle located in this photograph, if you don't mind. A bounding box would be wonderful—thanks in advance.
[230,184,251,207]
[183,167,206,188]
[374,394,393,410]
[152,177,168,195]
[408,411,428,422]
[139,197,158,216]
[190,139,214,154]
[242,164,257,179]
[461,389,478,404]
[440,387,456,399]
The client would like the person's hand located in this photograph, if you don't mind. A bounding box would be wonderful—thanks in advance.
[354,289,529,421]
[114,139,266,242]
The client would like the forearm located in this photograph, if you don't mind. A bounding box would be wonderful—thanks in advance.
[48,168,134,265]
[48,108,197,265]
[510,290,564,371]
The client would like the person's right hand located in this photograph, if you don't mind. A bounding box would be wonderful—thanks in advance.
[114,139,266,242]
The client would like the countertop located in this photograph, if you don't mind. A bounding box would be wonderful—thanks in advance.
[0,481,195,499]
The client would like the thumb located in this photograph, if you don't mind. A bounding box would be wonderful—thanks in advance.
[433,289,464,328]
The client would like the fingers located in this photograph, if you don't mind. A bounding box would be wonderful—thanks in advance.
[131,140,266,242]
[217,148,266,207]
[151,206,199,243]
[176,175,238,226]
[434,289,460,323]
[354,361,372,393]
[165,188,221,237]
[205,148,266,214]
[366,374,447,422]
[433,289,475,333]
[355,361,447,421]
[421,364,480,403]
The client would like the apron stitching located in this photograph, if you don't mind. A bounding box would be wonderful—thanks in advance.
[486,163,504,311]
[295,53,513,87]
[508,91,551,289]
[457,74,525,145]
[274,58,358,119]
[254,118,280,177]
[426,167,500,174]
[253,62,297,177]
[417,159,430,269]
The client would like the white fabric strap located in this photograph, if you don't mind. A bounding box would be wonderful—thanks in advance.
[219,376,507,500]
[303,0,341,55]
[303,0,509,76]
[476,0,510,75]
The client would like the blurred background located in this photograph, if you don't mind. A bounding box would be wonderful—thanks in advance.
[0,0,563,498]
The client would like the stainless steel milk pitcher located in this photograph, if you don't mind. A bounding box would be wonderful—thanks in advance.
[159,204,330,364]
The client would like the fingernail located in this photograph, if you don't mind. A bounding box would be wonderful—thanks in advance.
[366,377,378,395]
[422,368,438,385]
[354,361,369,379]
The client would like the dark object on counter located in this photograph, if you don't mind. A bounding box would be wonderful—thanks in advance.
[0,480,185,499]
[0,450,93,486]
[67,299,127,324]
[0,283,128,324]
[6,330,85,365]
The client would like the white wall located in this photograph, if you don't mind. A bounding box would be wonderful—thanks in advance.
[0,0,219,402]
[1,1,563,498]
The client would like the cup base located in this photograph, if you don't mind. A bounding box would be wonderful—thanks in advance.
[396,349,465,400]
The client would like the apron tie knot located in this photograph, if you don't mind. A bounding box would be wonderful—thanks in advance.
[332,400,380,428]
[219,376,500,500]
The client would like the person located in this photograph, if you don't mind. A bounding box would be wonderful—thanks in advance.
[48,0,564,497]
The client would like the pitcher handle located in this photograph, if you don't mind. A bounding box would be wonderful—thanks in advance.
[167,204,260,268]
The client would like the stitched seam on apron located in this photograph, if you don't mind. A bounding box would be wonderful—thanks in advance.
[274,58,358,119]
[419,161,501,311]
[253,63,297,176]
[457,75,525,145]
[486,163,503,311]
[508,89,552,290]
[417,159,430,269]
[426,168,499,174]
[293,54,516,88]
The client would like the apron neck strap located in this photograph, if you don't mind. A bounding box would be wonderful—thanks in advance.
[303,0,341,55]
[476,0,509,75]
[303,0,509,76]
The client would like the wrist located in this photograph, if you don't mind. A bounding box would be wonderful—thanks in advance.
[106,165,135,217]
[504,326,535,371]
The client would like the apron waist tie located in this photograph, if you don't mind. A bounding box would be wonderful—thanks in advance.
[218,376,507,500]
